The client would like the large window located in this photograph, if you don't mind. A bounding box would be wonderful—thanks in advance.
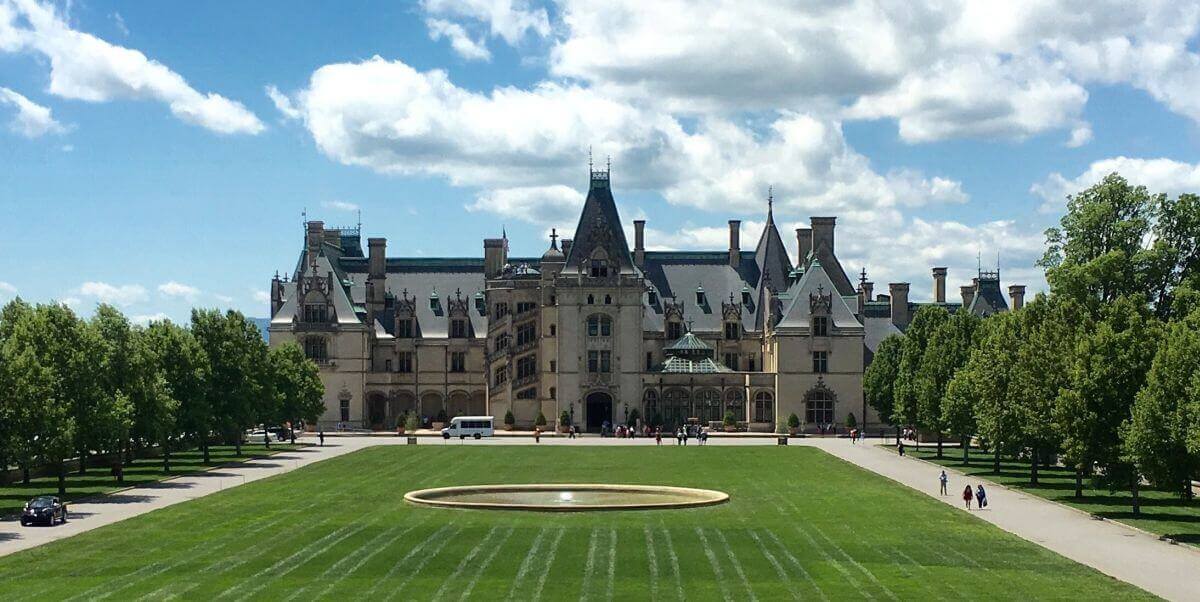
[813,315,829,337]
[805,390,833,425]
[339,399,350,422]
[516,301,537,314]
[304,337,328,362]
[494,334,510,352]
[695,389,721,423]
[303,303,328,323]
[587,314,612,337]
[516,323,536,346]
[723,352,739,371]
[516,355,537,379]
[590,259,609,278]
[754,391,774,422]
[397,318,414,338]
[451,319,468,338]
[812,351,828,373]
[398,351,413,373]
[587,350,611,373]
[724,321,740,340]
[450,352,466,373]
[494,303,509,318]
[493,368,507,386]
[666,321,683,340]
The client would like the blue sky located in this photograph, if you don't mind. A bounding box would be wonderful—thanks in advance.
[3,0,1200,322]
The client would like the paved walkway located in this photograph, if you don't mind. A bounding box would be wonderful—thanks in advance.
[802,438,1200,602]
[0,439,384,558]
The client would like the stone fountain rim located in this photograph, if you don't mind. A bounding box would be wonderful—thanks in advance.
[404,483,730,512]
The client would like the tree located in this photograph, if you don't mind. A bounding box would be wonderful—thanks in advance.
[0,298,33,485]
[266,342,324,437]
[1124,310,1200,500]
[145,319,210,468]
[967,311,1024,474]
[90,305,140,479]
[893,305,950,433]
[916,310,980,457]
[1009,295,1090,485]
[193,309,267,457]
[1054,295,1159,501]
[1149,192,1200,320]
[864,335,903,429]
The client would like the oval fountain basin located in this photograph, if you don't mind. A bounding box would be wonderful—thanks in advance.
[404,484,729,512]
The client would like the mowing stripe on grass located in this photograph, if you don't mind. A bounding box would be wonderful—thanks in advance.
[604,527,617,602]
[643,525,659,600]
[506,527,549,601]
[694,527,734,602]
[713,528,756,601]
[308,515,433,600]
[431,525,502,602]
[229,523,367,601]
[365,522,455,598]
[892,546,961,601]
[658,524,685,601]
[382,525,464,601]
[746,530,801,601]
[761,529,828,601]
[459,526,515,600]
[288,516,427,602]
[579,527,602,601]
[530,527,566,602]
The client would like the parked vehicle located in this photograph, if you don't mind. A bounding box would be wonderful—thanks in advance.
[441,416,495,440]
[21,496,67,526]
[243,427,290,443]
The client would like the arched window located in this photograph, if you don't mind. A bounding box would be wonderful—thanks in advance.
[643,389,659,421]
[754,391,774,422]
[725,388,744,414]
[695,389,721,423]
[662,388,690,429]
[804,389,833,425]
[586,314,613,337]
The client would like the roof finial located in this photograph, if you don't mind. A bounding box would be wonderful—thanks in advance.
[356,208,361,231]
[588,146,593,174]
[606,154,611,174]
[550,228,559,249]
[767,186,774,220]
[860,266,867,286]
[685,319,694,333]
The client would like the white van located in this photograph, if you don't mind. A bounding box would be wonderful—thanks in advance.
[442,416,495,440]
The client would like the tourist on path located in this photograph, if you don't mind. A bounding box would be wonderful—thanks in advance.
[976,484,988,509]
[962,485,973,509]
[318,430,325,447]
[682,427,689,446]
[534,427,541,444]
[939,470,948,495]
[569,425,577,439]
[655,428,662,446]
[897,441,905,457]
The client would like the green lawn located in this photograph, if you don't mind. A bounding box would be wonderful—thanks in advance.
[0,443,299,517]
[0,446,1151,600]
[901,445,1200,548]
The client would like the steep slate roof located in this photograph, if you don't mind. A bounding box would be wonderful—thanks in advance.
[967,273,1009,316]
[564,172,635,274]
[776,258,863,332]
[640,251,760,335]
[753,202,794,330]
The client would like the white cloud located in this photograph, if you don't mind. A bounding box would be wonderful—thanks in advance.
[265,84,301,120]
[213,293,234,304]
[0,281,15,300]
[0,86,67,137]
[1,0,263,134]
[466,185,581,226]
[321,199,360,212]
[1032,156,1200,212]
[131,312,169,326]
[252,290,271,304]
[421,0,550,45]
[157,280,200,300]
[426,18,491,61]
[75,281,148,306]
[110,11,128,37]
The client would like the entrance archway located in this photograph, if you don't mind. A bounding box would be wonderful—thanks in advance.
[367,393,388,430]
[585,392,613,432]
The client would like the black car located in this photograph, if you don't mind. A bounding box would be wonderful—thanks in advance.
[20,496,67,526]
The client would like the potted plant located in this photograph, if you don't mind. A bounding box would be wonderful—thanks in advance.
[558,410,571,434]
[432,409,448,430]
[504,410,516,431]
[405,411,420,434]
[396,414,406,435]
[845,412,857,430]
[787,413,801,436]
[534,411,547,429]
[723,410,738,432]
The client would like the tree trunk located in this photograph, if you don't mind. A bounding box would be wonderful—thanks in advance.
[936,432,943,458]
[78,448,87,475]
[0,455,7,486]
[234,432,242,456]
[993,446,1000,474]
[962,436,969,465]
[1074,466,1084,499]
[1132,476,1141,516]
[21,466,30,485]
[1185,478,1194,501]
[1030,447,1040,486]
[57,462,66,495]
[162,436,171,473]
[202,439,210,464]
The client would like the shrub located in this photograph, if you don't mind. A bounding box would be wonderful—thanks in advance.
[627,408,641,426]
[404,411,419,432]
[787,413,801,428]
[534,411,547,427]
[845,412,857,428]
[436,409,448,423]
[504,410,515,426]
[559,410,571,426]
[723,410,737,427]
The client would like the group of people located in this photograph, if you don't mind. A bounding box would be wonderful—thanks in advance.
[939,470,988,509]
[649,424,708,445]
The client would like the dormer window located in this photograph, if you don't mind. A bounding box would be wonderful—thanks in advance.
[666,321,683,340]
[450,318,467,338]
[724,321,740,340]
[741,286,752,305]
[429,293,439,311]
[696,287,706,306]
[813,315,829,337]
[648,290,658,305]
[397,318,414,338]
[590,259,609,278]
[474,292,486,314]
[303,303,329,323]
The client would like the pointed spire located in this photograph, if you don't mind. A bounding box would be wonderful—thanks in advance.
[550,228,559,249]
[767,186,774,221]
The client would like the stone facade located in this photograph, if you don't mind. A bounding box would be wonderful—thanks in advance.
[268,168,1024,433]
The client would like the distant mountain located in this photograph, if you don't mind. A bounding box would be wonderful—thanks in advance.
[249,317,271,343]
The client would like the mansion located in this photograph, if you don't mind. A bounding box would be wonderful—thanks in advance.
[267,168,1026,433]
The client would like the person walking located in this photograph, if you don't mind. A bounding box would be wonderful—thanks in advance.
[682,427,689,446]
[962,485,973,509]
[898,441,905,456]
[655,428,662,446]
[534,426,541,444]
[939,470,948,495]
[318,430,325,447]
[976,484,988,509]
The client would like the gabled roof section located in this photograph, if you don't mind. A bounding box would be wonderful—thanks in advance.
[564,170,634,274]
[967,272,1009,316]
[777,258,862,332]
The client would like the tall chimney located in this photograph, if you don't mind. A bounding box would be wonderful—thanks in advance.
[633,220,646,267]
[270,274,283,316]
[305,221,324,258]
[810,217,836,254]
[862,281,874,303]
[932,267,947,304]
[796,228,812,266]
[1009,284,1026,311]
[889,282,911,328]
[960,284,976,308]
[368,238,386,279]
[484,237,507,279]
[728,220,741,268]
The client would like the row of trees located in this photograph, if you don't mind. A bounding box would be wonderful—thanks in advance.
[0,302,325,494]
[866,174,1200,514]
